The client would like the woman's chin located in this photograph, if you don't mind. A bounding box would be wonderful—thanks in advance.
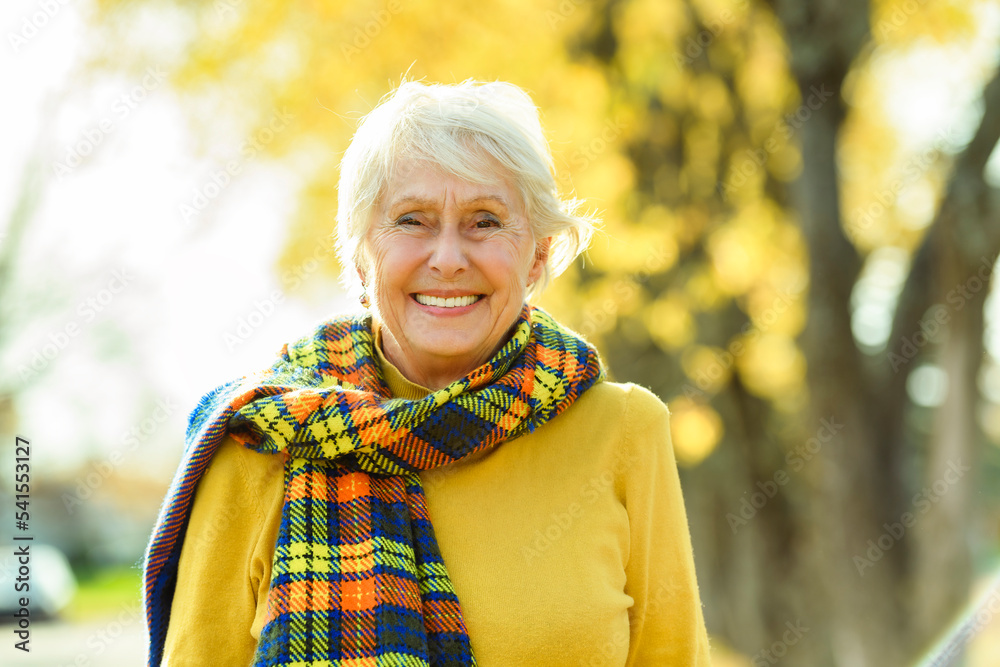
[413,338,488,367]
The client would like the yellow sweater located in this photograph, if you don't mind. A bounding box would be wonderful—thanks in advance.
[164,348,711,666]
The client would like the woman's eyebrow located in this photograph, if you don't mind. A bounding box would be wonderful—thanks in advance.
[461,195,511,211]
[387,194,512,213]
[389,195,437,209]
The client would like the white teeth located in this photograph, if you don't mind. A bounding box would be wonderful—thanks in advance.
[415,294,481,308]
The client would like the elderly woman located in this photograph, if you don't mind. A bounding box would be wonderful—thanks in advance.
[144,80,710,666]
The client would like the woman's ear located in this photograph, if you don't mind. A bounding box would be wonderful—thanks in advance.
[529,237,552,284]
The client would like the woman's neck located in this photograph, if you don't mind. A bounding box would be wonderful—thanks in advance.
[371,320,474,390]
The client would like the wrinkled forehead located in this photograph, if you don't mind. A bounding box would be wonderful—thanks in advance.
[378,149,526,215]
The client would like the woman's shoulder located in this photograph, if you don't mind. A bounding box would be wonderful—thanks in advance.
[573,380,674,471]
[196,435,284,516]
[549,380,673,470]
[575,379,671,421]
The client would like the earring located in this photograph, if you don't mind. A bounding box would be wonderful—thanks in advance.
[359,287,370,308]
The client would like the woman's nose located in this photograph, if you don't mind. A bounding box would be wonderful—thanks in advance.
[428,226,469,277]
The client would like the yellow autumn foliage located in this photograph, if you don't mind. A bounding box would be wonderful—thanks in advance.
[83,0,993,466]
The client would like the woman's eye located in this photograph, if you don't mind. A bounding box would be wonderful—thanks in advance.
[476,216,501,229]
[396,215,421,226]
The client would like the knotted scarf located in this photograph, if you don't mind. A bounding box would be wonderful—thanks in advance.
[143,304,604,666]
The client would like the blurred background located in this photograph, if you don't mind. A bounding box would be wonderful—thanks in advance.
[2,0,1000,664]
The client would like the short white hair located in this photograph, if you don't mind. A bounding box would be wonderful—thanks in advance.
[335,79,598,299]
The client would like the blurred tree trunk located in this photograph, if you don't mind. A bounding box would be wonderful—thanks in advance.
[770,2,1000,665]
[769,2,909,664]
[894,71,1000,651]
[582,0,1000,664]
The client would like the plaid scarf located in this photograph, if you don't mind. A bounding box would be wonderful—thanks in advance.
[143,304,604,666]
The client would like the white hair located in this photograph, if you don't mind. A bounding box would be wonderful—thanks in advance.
[335,79,598,299]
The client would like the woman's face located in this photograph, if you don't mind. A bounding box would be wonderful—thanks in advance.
[363,157,548,389]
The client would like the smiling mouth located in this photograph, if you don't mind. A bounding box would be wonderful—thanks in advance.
[413,294,483,308]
